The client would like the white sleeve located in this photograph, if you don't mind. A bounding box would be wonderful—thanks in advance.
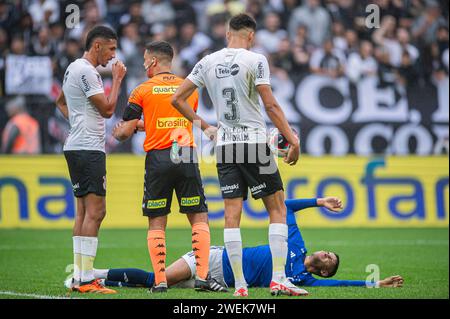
[187,57,207,88]
[78,66,104,98]
[254,55,271,86]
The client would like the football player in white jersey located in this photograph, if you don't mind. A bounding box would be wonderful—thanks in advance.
[172,14,301,297]
[55,25,127,294]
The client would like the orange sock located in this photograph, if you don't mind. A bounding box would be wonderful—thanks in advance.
[147,230,167,285]
[192,222,210,280]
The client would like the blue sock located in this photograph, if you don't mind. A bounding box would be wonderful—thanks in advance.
[146,272,155,288]
[104,280,122,287]
[107,268,154,288]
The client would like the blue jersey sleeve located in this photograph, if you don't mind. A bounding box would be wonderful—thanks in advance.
[285,199,318,214]
[299,274,367,287]
[307,279,368,287]
[285,199,317,247]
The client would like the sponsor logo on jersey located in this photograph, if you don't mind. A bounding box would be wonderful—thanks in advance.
[147,199,167,209]
[181,196,201,207]
[192,63,203,76]
[152,85,179,94]
[215,64,240,79]
[257,62,264,79]
[221,184,240,194]
[156,117,189,129]
[230,64,240,76]
[163,75,176,81]
[250,183,267,194]
[81,74,90,92]
[221,127,250,142]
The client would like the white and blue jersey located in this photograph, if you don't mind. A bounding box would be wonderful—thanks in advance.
[104,199,368,289]
[222,199,367,287]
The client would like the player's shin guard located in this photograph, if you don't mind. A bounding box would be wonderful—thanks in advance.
[147,230,167,285]
[224,228,247,289]
[269,223,288,282]
[73,236,82,285]
[192,222,210,280]
[80,236,98,284]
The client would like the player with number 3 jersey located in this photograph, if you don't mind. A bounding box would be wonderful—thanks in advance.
[172,14,301,297]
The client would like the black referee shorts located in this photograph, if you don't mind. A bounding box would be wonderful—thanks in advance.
[142,147,208,217]
[216,143,284,201]
[64,150,106,197]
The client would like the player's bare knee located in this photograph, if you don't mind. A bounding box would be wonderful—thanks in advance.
[187,212,208,225]
[85,204,106,224]
[86,211,106,225]
[166,258,192,286]
[148,215,167,230]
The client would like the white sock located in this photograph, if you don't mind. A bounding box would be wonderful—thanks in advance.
[93,269,109,280]
[73,236,82,284]
[224,228,247,289]
[269,223,288,282]
[80,237,98,283]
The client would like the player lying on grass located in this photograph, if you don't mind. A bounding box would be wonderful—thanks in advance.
[70,197,403,292]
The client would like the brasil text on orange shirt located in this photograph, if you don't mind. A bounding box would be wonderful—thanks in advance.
[128,73,199,151]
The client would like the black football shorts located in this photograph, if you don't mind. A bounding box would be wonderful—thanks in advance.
[216,143,284,200]
[64,150,106,197]
[142,147,208,217]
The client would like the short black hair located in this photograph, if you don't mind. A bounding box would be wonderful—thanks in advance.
[85,25,118,51]
[327,253,340,278]
[145,41,174,61]
[229,13,257,32]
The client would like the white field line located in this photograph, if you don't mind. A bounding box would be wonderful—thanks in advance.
[0,290,78,299]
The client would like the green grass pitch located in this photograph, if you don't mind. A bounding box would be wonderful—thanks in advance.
[0,228,448,299]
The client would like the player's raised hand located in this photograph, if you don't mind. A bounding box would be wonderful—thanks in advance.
[378,275,404,288]
[318,197,343,212]
[112,60,127,82]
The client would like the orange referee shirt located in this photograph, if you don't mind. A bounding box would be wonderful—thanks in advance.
[128,73,199,152]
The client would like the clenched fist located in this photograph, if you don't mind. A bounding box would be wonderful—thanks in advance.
[112,60,127,82]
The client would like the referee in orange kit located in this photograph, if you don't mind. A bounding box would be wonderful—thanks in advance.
[113,41,227,293]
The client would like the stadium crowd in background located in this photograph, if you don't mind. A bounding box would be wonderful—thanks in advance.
[0,0,448,154]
